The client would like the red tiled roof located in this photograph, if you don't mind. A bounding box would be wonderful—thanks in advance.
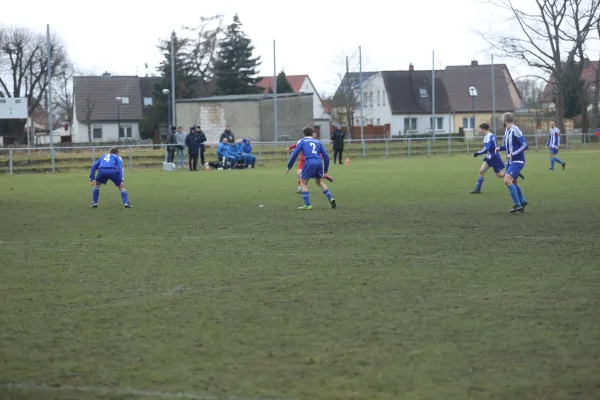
[257,75,308,93]
[322,99,332,114]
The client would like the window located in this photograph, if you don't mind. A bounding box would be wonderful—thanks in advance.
[382,90,386,106]
[376,118,380,125]
[462,117,475,130]
[119,126,133,138]
[143,97,153,106]
[419,88,428,98]
[93,126,102,139]
[355,119,359,125]
[430,117,443,131]
[120,97,130,104]
[370,92,373,107]
[377,90,380,106]
[404,117,417,131]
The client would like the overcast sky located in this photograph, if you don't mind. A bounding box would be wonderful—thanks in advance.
[2,0,599,95]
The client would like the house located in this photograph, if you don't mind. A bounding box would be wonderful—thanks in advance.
[331,71,377,126]
[439,61,521,135]
[257,74,330,141]
[541,59,600,106]
[176,93,313,143]
[71,75,142,143]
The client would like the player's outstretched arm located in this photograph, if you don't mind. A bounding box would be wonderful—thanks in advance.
[116,156,125,182]
[287,145,302,170]
[89,159,101,181]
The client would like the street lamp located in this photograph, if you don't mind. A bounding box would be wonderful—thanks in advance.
[469,86,478,134]
[116,97,122,142]
[162,89,171,133]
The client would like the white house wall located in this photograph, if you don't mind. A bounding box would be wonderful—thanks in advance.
[72,121,140,143]
[298,77,329,120]
[351,73,393,127]
[390,114,453,136]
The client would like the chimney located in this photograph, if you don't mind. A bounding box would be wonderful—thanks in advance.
[102,72,111,77]
[471,60,478,66]
[409,63,414,71]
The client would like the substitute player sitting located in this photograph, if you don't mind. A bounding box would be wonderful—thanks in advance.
[470,123,524,193]
[287,126,336,210]
[285,128,333,193]
[89,147,132,208]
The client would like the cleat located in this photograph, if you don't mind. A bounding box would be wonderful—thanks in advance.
[470,188,481,194]
[548,168,554,171]
[323,174,334,182]
[330,198,337,209]
[521,200,528,208]
[509,204,524,214]
[518,173,525,180]
[562,162,566,170]
[90,203,97,208]
[298,205,312,210]
[124,204,133,208]
[297,185,302,194]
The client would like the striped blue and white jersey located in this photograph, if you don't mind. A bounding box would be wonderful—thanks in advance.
[498,125,528,163]
[476,132,499,159]
[547,127,560,148]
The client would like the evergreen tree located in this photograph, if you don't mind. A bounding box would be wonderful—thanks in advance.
[214,15,262,95]
[275,71,294,94]
[151,33,198,127]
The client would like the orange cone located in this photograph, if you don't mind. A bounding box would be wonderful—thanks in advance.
[345,157,350,165]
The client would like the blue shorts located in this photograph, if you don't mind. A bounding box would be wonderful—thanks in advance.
[96,170,122,186]
[300,159,324,180]
[485,155,505,173]
[506,161,524,178]
[550,148,559,155]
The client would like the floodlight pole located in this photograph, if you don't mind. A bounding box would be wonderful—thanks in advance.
[47,24,55,173]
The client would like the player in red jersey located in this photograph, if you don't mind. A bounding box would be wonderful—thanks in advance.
[286,129,333,193]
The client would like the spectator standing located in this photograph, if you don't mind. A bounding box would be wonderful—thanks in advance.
[185,128,203,171]
[331,124,345,165]
[195,125,207,166]
[174,126,187,168]
[165,126,176,163]
[220,125,235,143]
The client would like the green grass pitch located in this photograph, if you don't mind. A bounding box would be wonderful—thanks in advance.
[1,151,600,400]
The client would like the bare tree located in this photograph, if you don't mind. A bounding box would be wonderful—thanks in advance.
[54,62,75,127]
[329,53,363,134]
[480,0,600,132]
[592,19,600,132]
[0,25,71,141]
[182,15,223,90]
[82,98,95,143]
[515,78,545,108]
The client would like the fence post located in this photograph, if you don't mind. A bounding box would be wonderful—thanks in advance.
[92,146,96,161]
[164,145,168,162]
[466,137,470,153]
[385,138,388,158]
[258,142,263,165]
[535,135,539,151]
[129,145,133,170]
[9,150,13,175]
[408,138,411,157]
[448,136,451,155]
[51,147,55,173]
[565,133,569,149]
[428,138,431,156]
[583,133,587,149]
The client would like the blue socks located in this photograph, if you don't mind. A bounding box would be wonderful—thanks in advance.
[120,190,129,205]
[476,176,484,191]
[323,189,333,200]
[515,185,525,204]
[555,156,564,166]
[550,157,555,169]
[302,191,310,206]
[507,184,520,206]
[92,187,99,203]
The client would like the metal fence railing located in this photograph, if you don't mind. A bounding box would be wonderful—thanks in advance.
[0,134,598,175]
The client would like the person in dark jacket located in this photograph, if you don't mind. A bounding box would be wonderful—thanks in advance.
[331,124,345,164]
[165,126,176,163]
[195,126,207,166]
[185,129,203,171]
[219,125,235,143]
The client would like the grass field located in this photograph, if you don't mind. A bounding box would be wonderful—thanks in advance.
[1,151,600,400]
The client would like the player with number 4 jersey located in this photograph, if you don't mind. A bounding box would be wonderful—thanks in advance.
[89,147,132,208]
[287,126,336,210]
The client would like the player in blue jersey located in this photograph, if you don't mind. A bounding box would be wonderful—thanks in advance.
[546,121,566,171]
[89,147,132,208]
[286,126,336,210]
[470,123,524,193]
[497,113,528,213]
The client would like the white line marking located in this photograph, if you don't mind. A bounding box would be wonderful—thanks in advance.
[0,382,289,400]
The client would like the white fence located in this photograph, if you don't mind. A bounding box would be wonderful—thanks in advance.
[0,134,598,175]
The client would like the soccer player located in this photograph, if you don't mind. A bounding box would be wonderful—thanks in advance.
[89,147,132,208]
[287,126,336,210]
[497,113,528,213]
[286,130,333,193]
[470,122,524,193]
[546,121,566,171]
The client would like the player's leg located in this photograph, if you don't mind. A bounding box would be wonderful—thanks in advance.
[471,162,490,193]
[112,177,131,207]
[193,153,199,170]
[333,149,339,164]
[549,150,555,170]
[298,163,314,209]
[553,150,565,170]
[315,166,336,208]
[296,167,303,193]
[504,163,524,213]
[91,172,109,207]
[338,150,343,164]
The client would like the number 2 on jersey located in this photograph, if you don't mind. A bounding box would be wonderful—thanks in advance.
[309,143,317,154]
